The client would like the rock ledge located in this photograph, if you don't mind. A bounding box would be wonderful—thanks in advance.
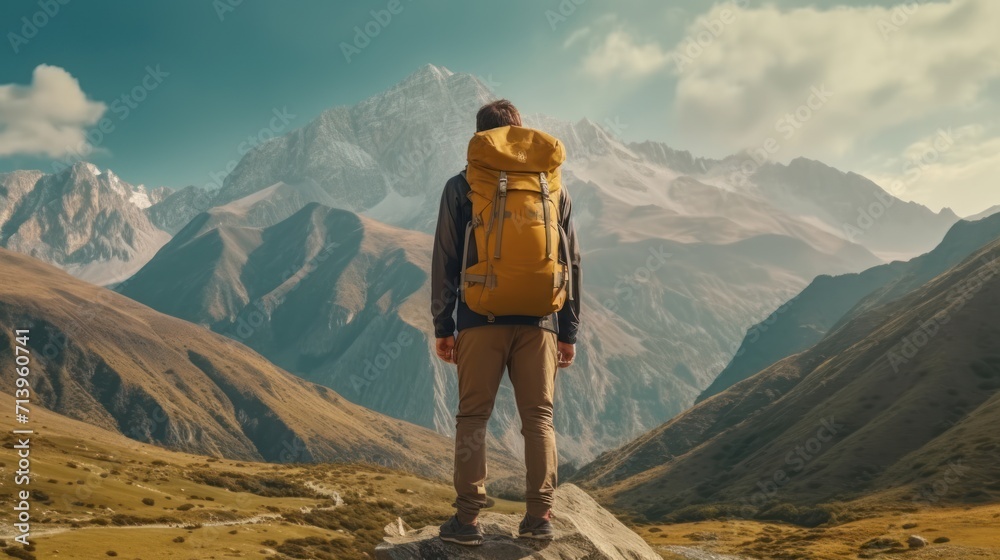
[374,484,660,560]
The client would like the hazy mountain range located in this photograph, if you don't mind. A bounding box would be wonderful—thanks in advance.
[0,64,969,464]
[966,204,1000,222]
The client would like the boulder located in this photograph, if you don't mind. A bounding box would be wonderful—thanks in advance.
[908,535,929,549]
[384,517,414,538]
[374,484,660,560]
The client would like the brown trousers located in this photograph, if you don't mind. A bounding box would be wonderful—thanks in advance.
[453,325,558,522]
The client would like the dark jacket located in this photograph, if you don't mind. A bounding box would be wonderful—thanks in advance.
[431,172,581,343]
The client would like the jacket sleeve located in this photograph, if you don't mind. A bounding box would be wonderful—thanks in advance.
[557,188,582,344]
[431,179,462,338]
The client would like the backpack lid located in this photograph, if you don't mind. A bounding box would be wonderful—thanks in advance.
[467,125,565,173]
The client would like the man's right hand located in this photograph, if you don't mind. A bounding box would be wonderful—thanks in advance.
[557,341,575,368]
[435,336,457,364]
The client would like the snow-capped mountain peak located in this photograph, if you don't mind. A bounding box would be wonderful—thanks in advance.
[0,163,174,285]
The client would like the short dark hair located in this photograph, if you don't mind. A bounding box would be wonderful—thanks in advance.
[476,99,522,132]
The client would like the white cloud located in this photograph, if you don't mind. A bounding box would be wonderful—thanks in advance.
[0,65,106,158]
[865,124,1000,215]
[582,30,670,78]
[567,1,1000,213]
[563,26,591,49]
[667,0,1000,158]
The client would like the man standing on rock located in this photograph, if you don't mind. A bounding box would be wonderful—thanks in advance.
[431,99,582,545]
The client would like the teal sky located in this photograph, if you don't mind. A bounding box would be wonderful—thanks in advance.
[1,0,997,215]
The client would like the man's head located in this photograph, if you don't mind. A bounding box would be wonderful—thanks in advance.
[476,99,522,132]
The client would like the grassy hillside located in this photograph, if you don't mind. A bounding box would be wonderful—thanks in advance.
[0,247,520,480]
[698,213,1000,403]
[576,238,1000,525]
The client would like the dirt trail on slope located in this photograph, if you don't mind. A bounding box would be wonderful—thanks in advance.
[0,513,282,539]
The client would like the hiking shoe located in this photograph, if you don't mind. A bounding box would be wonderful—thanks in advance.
[439,515,484,546]
[518,513,555,540]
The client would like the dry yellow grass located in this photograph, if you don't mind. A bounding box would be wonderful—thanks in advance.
[637,501,1000,559]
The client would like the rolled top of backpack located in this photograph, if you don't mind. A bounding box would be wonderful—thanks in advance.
[468,125,565,173]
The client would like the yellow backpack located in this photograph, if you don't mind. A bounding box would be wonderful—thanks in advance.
[461,125,573,320]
